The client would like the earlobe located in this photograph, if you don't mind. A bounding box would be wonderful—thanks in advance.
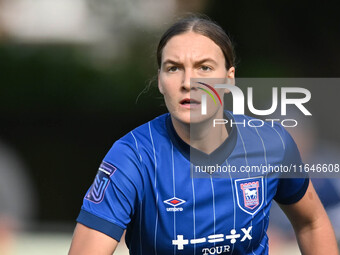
[158,71,164,94]
[224,67,235,93]
[227,67,235,79]
[158,84,164,94]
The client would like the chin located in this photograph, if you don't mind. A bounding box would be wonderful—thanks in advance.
[189,115,208,124]
[177,114,213,125]
[173,115,191,125]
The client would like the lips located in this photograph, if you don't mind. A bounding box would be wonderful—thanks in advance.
[180,98,200,105]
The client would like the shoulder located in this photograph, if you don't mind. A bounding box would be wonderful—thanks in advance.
[116,113,169,149]
[103,113,170,167]
[126,113,170,145]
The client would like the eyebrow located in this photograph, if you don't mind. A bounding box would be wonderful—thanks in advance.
[162,59,181,67]
[162,58,218,67]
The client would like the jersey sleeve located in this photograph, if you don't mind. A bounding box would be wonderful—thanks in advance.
[273,124,309,205]
[76,137,144,241]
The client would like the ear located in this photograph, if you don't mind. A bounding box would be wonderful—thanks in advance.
[227,66,235,79]
[158,69,164,94]
[224,67,235,93]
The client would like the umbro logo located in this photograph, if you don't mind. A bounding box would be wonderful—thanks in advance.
[164,197,186,212]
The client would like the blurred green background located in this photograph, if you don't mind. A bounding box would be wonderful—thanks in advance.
[0,0,339,253]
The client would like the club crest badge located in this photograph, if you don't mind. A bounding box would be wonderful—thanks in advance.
[235,177,264,215]
[85,161,116,203]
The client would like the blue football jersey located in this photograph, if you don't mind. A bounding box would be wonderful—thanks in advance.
[77,111,308,255]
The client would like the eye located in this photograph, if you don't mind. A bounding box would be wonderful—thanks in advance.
[168,66,179,72]
[200,65,212,71]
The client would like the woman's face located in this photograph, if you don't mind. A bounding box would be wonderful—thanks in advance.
[158,32,234,125]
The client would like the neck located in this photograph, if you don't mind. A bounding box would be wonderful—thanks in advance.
[171,110,229,154]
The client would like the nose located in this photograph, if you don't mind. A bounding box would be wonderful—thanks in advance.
[182,69,193,91]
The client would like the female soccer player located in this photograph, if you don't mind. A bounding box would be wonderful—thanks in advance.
[69,16,338,254]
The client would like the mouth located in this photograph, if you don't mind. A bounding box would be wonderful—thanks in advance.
[180,98,201,105]
[179,98,201,110]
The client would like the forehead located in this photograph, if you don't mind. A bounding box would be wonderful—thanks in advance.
[162,32,225,63]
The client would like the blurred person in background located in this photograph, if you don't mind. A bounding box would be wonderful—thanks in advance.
[0,140,36,255]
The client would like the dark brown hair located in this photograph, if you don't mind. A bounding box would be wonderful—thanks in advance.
[156,15,235,70]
